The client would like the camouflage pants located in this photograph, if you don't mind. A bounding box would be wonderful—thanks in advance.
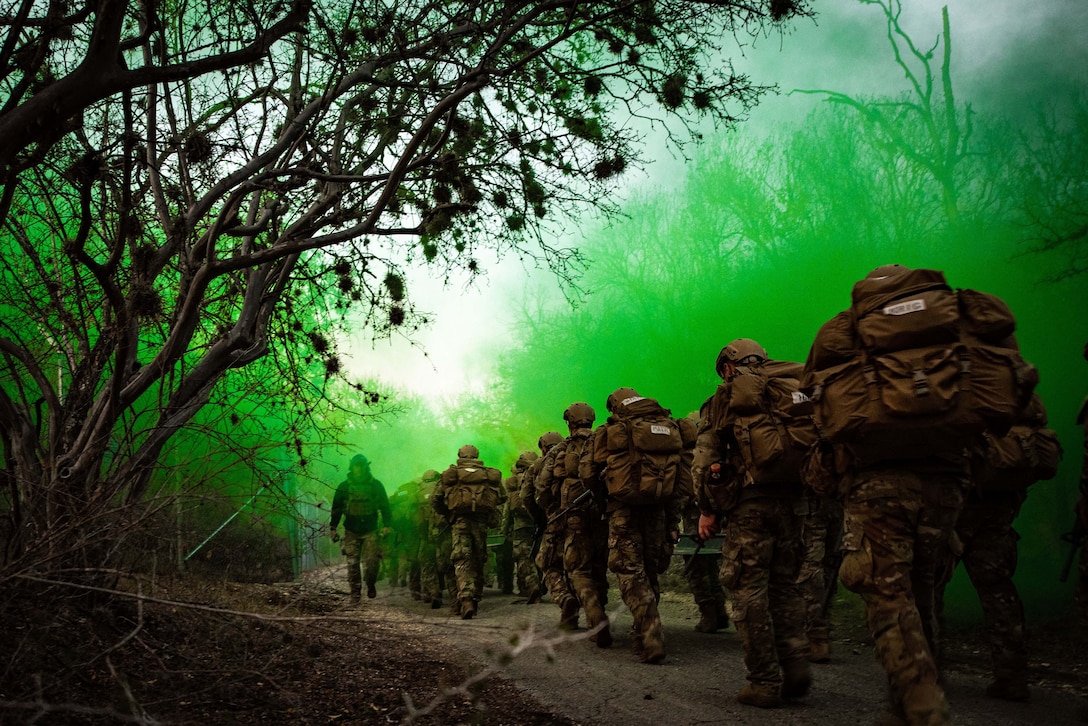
[607,506,668,646]
[719,496,808,688]
[536,520,576,609]
[564,511,609,619]
[796,492,844,644]
[341,529,381,596]
[421,528,456,604]
[511,525,543,597]
[936,493,1027,683]
[450,516,489,602]
[839,469,964,724]
[684,552,725,607]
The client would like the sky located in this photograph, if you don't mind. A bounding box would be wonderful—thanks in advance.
[342,0,1088,401]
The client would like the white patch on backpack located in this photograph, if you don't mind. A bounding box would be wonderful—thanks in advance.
[650,424,672,435]
[463,467,477,473]
[792,391,811,404]
[883,299,927,316]
[622,396,646,406]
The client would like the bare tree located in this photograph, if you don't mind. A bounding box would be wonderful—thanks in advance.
[0,0,812,575]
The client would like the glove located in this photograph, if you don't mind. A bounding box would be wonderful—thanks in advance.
[330,526,341,543]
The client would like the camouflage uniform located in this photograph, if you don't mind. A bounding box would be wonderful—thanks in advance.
[588,389,691,664]
[431,446,503,618]
[524,433,579,627]
[838,464,966,726]
[936,488,1027,694]
[681,497,728,633]
[554,404,611,645]
[796,491,843,661]
[329,454,391,601]
[694,341,812,707]
[503,452,543,601]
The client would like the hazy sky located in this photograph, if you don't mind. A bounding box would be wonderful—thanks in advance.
[343,0,1088,399]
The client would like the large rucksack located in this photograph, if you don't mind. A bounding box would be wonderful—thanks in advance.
[556,428,594,509]
[599,396,696,506]
[443,459,504,516]
[978,393,1063,491]
[709,359,818,486]
[802,268,1038,460]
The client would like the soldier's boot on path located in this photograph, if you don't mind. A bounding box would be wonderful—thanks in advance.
[736,683,784,709]
[584,602,612,648]
[348,588,361,605]
[450,600,462,616]
[781,657,812,699]
[525,587,543,605]
[558,597,580,631]
[902,682,951,726]
[430,597,442,610]
[694,600,718,633]
[809,637,831,663]
[639,620,666,664]
[714,599,730,631]
[460,598,477,620]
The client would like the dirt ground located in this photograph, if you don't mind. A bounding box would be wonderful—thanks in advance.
[1,565,1086,725]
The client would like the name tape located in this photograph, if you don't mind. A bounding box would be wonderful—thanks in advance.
[883,298,927,316]
[650,424,672,435]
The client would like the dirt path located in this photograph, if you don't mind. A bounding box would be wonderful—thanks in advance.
[342,572,1087,725]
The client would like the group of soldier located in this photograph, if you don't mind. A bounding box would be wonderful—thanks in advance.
[327,264,1088,726]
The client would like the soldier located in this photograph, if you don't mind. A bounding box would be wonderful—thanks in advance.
[431,445,504,619]
[523,431,579,628]
[553,402,612,647]
[696,340,811,708]
[586,387,693,664]
[796,492,843,663]
[682,410,729,634]
[329,454,392,603]
[411,475,457,613]
[503,450,544,603]
[802,265,1036,725]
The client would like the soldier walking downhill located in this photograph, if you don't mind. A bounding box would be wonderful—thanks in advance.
[586,387,695,664]
[802,265,1037,726]
[695,339,812,708]
[431,445,504,619]
[503,450,544,603]
[329,454,392,603]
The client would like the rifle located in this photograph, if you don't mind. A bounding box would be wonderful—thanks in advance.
[529,523,545,562]
[681,534,704,578]
[1059,521,1087,583]
[546,488,594,525]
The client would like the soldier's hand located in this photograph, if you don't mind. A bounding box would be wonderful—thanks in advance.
[698,513,719,541]
[330,527,341,543]
[380,526,392,537]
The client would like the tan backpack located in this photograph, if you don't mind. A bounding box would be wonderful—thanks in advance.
[443,460,504,515]
[803,268,1038,461]
[978,393,1063,490]
[599,397,695,506]
[709,359,818,486]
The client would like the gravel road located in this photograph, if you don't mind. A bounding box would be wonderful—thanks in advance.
[373,580,1087,725]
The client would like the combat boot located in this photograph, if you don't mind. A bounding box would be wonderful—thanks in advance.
[736,683,783,709]
[584,602,612,648]
[694,601,718,633]
[639,622,666,664]
[901,682,950,726]
[430,597,442,610]
[525,588,543,605]
[460,598,477,620]
[714,600,730,631]
[559,598,580,630]
[781,658,812,699]
[809,637,831,663]
[985,678,1030,702]
[366,583,377,599]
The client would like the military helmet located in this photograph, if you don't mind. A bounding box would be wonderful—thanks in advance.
[350,453,370,468]
[457,444,479,459]
[421,469,440,483]
[563,402,595,427]
[516,450,539,470]
[538,431,563,452]
[606,387,641,413]
[865,263,912,280]
[716,338,768,377]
